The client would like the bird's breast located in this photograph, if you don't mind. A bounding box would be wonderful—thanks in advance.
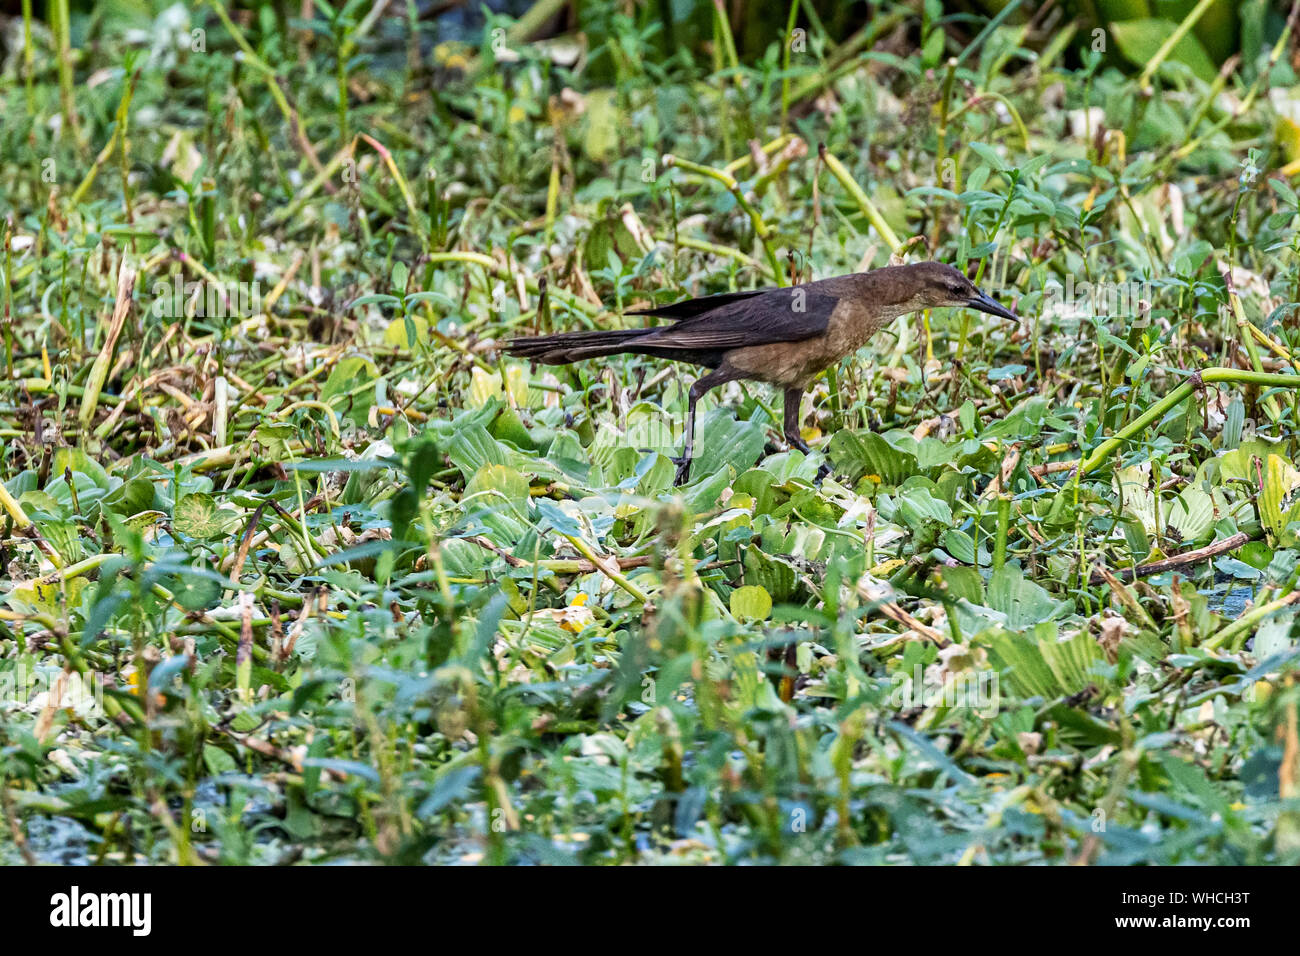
[826,298,897,352]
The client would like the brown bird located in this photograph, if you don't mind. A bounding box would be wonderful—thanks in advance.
[507,261,1017,483]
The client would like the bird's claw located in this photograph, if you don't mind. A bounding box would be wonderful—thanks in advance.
[636,449,692,485]
[782,435,830,481]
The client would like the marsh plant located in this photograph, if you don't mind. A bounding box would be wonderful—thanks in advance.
[0,0,1299,866]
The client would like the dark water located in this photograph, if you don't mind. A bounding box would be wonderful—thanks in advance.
[427,0,542,44]
[1202,583,1255,617]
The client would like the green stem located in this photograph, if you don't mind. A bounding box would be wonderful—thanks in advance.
[818,145,901,254]
[994,495,1010,571]
[562,534,649,604]
[711,0,741,83]
[1204,592,1299,651]
[665,156,784,282]
[1137,0,1216,89]
[1078,368,1300,477]
[780,0,799,133]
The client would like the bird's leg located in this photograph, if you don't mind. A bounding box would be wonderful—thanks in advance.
[674,380,705,486]
[784,385,833,480]
[782,387,811,454]
[673,367,735,486]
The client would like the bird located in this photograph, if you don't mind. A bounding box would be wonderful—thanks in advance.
[507,261,1017,484]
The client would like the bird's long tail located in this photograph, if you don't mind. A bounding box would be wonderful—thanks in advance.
[506,327,659,365]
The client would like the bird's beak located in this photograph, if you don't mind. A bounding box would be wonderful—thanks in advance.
[966,291,1017,322]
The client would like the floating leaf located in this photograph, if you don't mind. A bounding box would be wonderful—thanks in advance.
[985,621,1101,699]
[100,477,156,517]
[51,448,111,490]
[690,407,766,480]
[173,493,240,540]
[321,355,379,424]
[1115,462,1156,535]
[986,564,1071,631]
[467,367,503,407]
[447,424,509,480]
[463,464,530,520]
[829,430,918,486]
[729,584,772,622]
[1165,486,1225,545]
[1260,454,1300,547]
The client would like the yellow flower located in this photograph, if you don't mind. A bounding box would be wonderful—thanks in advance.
[558,593,594,634]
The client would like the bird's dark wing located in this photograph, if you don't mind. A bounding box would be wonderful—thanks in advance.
[627,287,774,320]
[632,288,840,352]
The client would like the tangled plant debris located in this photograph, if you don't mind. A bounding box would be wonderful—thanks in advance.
[1,0,1300,865]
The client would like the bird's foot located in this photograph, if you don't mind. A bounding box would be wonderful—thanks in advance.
[636,449,692,485]
[671,455,693,486]
[784,434,836,482]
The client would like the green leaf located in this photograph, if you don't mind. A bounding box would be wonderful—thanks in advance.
[1110,18,1217,83]
[1166,486,1224,545]
[38,519,84,564]
[173,493,240,540]
[937,565,984,605]
[51,448,111,490]
[203,744,238,775]
[384,314,428,349]
[418,766,482,818]
[941,528,978,564]
[1260,454,1300,547]
[100,477,156,517]
[895,486,953,534]
[447,424,509,480]
[1217,439,1275,485]
[690,407,766,480]
[968,142,1008,172]
[986,564,1071,631]
[829,430,918,486]
[986,622,1101,699]
[743,548,798,603]
[321,355,379,424]
[581,89,622,162]
[349,293,401,308]
[729,585,772,622]
[463,464,530,520]
[488,405,536,451]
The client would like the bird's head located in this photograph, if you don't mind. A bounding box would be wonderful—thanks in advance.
[902,262,1018,321]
